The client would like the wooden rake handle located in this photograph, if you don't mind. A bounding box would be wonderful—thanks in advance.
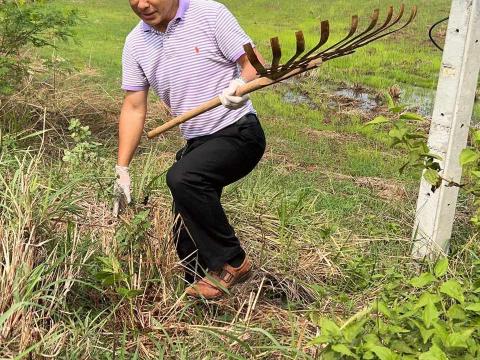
[146,58,322,139]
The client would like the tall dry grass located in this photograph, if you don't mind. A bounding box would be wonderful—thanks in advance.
[2,69,470,359]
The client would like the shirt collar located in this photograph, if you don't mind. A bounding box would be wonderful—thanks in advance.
[142,0,190,32]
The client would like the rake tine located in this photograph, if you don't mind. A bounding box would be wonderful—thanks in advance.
[243,43,268,76]
[296,20,330,64]
[328,8,380,53]
[335,6,395,52]
[281,31,307,70]
[270,37,282,73]
[321,6,416,63]
[303,5,402,65]
[300,16,357,64]
[349,5,416,50]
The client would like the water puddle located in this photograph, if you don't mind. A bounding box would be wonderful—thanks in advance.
[282,85,479,123]
[331,88,378,111]
[400,86,479,122]
[400,87,436,117]
[283,91,318,109]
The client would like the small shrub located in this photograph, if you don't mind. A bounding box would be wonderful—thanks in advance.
[0,0,78,94]
[310,258,480,359]
[62,118,101,165]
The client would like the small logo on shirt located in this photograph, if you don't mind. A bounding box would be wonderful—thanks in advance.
[194,47,200,54]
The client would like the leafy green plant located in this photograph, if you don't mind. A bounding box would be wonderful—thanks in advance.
[115,209,151,249]
[366,93,480,230]
[309,258,480,359]
[365,94,442,190]
[459,130,480,227]
[62,118,101,165]
[95,255,142,300]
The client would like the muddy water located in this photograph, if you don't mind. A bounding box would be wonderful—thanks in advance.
[282,91,318,109]
[282,85,479,123]
[331,88,378,111]
[401,87,480,123]
[400,87,436,117]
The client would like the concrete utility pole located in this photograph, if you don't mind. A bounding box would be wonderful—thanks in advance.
[412,0,480,259]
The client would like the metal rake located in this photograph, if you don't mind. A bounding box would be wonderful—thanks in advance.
[147,4,417,139]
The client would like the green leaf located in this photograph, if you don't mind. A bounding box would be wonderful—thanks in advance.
[473,130,480,144]
[116,287,142,299]
[364,333,381,347]
[390,340,415,355]
[319,318,341,338]
[385,93,395,109]
[460,148,480,166]
[432,322,448,344]
[370,346,397,360]
[465,303,480,312]
[415,292,441,309]
[419,345,448,360]
[423,169,441,187]
[422,301,439,328]
[332,344,358,359]
[418,325,436,344]
[447,304,467,320]
[400,112,425,121]
[391,106,406,114]
[308,335,330,345]
[410,273,436,288]
[343,319,366,343]
[365,116,390,126]
[471,170,480,178]
[445,329,474,349]
[440,279,465,303]
[321,350,338,360]
[434,258,448,277]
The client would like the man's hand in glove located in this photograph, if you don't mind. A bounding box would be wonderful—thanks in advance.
[113,165,131,217]
[219,78,250,109]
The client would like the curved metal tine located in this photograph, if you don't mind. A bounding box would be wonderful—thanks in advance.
[304,16,358,62]
[297,20,330,62]
[350,5,416,50]
[281,31,307,71]
[243,43,269,77]
[336,6,395,52]
[270,37,282,73]
[338,4,404,52]
[293,15,358,69]
[329,8,380,53]
[322,49,356,62]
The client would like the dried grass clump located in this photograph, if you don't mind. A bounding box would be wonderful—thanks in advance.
[0,68,419,358]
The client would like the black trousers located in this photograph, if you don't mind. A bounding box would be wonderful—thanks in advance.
[166,113,266,284]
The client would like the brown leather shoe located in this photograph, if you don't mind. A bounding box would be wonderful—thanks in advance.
[185,257,252,299]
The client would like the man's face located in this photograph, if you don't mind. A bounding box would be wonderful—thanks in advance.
[129,0,177,28]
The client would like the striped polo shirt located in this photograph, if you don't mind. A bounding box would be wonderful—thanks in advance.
[122,0,257,140]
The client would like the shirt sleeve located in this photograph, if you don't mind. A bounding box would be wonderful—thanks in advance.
[214,4,254,62]
[121,40,149,91]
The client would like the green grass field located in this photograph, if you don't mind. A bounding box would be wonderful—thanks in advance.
[1,0,480,358]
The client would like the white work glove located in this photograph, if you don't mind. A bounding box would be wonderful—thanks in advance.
[113,165,131,217]
[219,78,250,110]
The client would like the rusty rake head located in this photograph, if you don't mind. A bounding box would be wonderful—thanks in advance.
[244,4,417,80]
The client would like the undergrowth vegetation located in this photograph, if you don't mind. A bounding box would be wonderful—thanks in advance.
[1,0,479,359]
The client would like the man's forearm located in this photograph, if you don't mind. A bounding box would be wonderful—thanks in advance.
[117,110,145,167]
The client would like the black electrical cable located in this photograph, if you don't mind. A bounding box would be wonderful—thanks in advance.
[429,16,449,51]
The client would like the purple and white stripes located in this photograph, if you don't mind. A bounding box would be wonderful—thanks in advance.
[122,0,256,140]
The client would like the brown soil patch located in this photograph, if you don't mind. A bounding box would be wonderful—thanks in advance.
[324,172,407,201]
[303,128,360,142]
